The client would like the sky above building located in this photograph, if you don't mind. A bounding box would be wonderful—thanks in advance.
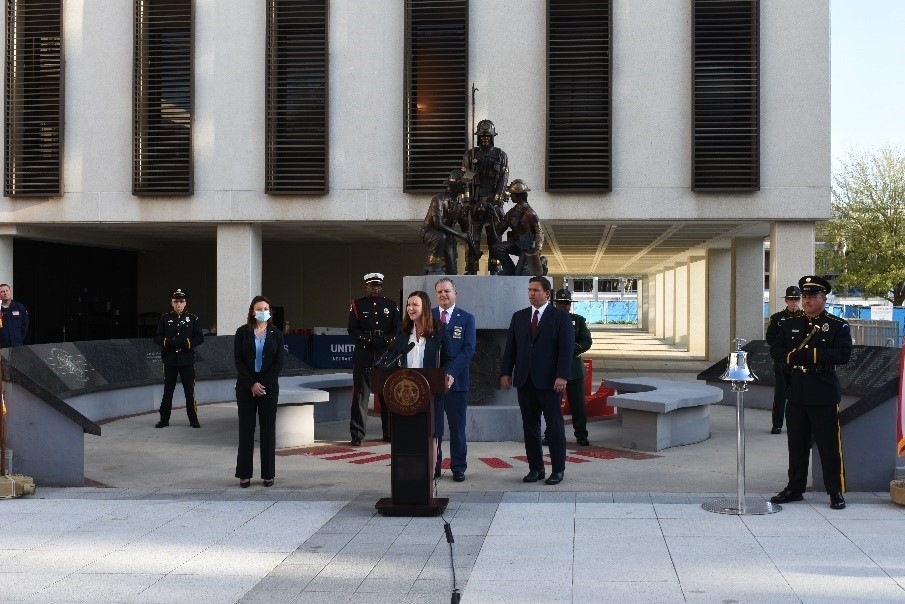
[832,0,905,171]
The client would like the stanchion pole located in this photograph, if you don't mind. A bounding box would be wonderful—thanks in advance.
[703,339,781,516]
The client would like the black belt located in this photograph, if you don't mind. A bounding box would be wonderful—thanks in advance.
[792,365,834,374]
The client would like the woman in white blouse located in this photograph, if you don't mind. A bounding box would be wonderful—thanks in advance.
[389,291,449,462]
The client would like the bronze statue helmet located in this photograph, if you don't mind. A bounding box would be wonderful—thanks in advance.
[506,179,531,195]
[446,168,471,186]
[474,119,498,137]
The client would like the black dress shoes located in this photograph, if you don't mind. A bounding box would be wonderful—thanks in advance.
[350,438,362,446]
[155,420,169,429]
[770,488,804,504]
[545,471,564,485]
[382,435,391,442]
[453,472,466,482]
[522,470,546,483]
[576,437,590,446]
[770,427,782,434]
[190,421,201,429]
[829,492,846,510]
[263,479,274,488]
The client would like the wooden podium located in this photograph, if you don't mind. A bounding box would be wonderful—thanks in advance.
[371,367,448,516]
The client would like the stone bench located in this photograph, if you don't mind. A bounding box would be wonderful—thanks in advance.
[272,374,354,448]
[605,377,723,451]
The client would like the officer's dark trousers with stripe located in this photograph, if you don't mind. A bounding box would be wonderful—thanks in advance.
[785,401,845,494]
[160,364,199,424]
[350,365,389,441]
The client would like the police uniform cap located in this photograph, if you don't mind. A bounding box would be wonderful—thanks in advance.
[363,273,384,285]
[553,288,572,303]
[170,288,187,300]
[784,286,801,299]
[798,275,831,295]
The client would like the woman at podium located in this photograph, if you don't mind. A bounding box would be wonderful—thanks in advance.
[387,291,450,449]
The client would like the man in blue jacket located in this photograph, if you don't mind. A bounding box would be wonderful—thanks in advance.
[0,283,29,348]
[433,278,476,481]
[501,276,574,485]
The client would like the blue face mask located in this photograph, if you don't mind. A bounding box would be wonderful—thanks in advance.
[255,310,271,323]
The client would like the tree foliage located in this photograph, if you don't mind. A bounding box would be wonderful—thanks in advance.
[818,148,905,305]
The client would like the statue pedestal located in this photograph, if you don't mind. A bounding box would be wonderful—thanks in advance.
[403,275,532,441]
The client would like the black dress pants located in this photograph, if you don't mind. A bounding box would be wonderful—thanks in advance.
[235,389,278,480]
[785,401,845,494]
[518,384,566,473]
[160,364,198,424]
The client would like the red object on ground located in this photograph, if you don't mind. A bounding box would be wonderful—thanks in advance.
[561,359,595,414]
[586,381,616,417]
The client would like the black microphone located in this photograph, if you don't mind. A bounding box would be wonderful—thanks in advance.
[370,332,404,367]
[379,341,416,368]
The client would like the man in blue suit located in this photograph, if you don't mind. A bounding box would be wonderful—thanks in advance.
[501,276,574,485]
[433,277,476,482]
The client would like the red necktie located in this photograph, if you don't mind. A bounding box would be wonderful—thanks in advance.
[441,310,448,324]
[531,309,539,338]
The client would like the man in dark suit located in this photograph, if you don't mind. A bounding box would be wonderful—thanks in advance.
[501,276,574,485]
[433,277,476,482]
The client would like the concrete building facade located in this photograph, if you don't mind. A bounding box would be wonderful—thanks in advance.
[1,1,828,360]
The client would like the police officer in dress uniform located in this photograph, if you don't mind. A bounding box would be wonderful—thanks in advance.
[462,119,509,275]
[765,286,804,434]
[348,273,402,446]
[154,288,205,428]
[769,276,851,510]
[553,288,593,446]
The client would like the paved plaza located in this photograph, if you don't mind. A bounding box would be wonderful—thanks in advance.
[3,328,904,603]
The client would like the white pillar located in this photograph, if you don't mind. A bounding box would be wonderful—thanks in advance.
[732,237,766,344]
[654,271,665,339]
[688,255,707,356]
[216,223,262,335]
[0,235,13,282]
[674,262,689,348]
[769,222,815,313]
[638,276,649,332]
[663,266,676,344]
[707,248,731,361]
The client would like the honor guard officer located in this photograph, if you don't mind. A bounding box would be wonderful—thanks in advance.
[552,288,593,446]
[765,286,804,434]
[769,276,852,510]
[154,288,205,428]
[348,273,401,446]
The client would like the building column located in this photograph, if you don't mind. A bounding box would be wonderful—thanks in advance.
[0,235,13,283]
[732,237,766,344]
[663,266,676,344]
[674,262,689,348]
[654,271,665,339]
[216,223,262,334]
[638,276,649,332]
[769,221,815,313]
[688,255,707,356]
[707,248,731,361]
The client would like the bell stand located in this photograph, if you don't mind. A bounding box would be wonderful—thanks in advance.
[702,338,782,515]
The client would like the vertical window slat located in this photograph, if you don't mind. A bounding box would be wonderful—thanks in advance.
[133,0,193,195]
[5,0,63,197]
[546,0,611,192]
[265,0,328,194]
[403,0,468,193]
[692,0,759,191]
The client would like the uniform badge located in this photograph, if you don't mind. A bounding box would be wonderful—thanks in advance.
[184,316,190,322]
[453,326,463,339]
[383,308,390,315]
[821,323,829,332]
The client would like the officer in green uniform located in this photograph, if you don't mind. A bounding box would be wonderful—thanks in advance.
[348,273,401,446]
[769,275,851,510]
[154,288,204,428]
[765,285,803,434]
[552,288,593,446]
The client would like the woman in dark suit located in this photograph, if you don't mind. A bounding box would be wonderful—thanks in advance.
[234,295,284,487]
[387,291,449,466]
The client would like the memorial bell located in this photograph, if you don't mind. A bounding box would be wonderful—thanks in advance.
[720,339,757,384]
